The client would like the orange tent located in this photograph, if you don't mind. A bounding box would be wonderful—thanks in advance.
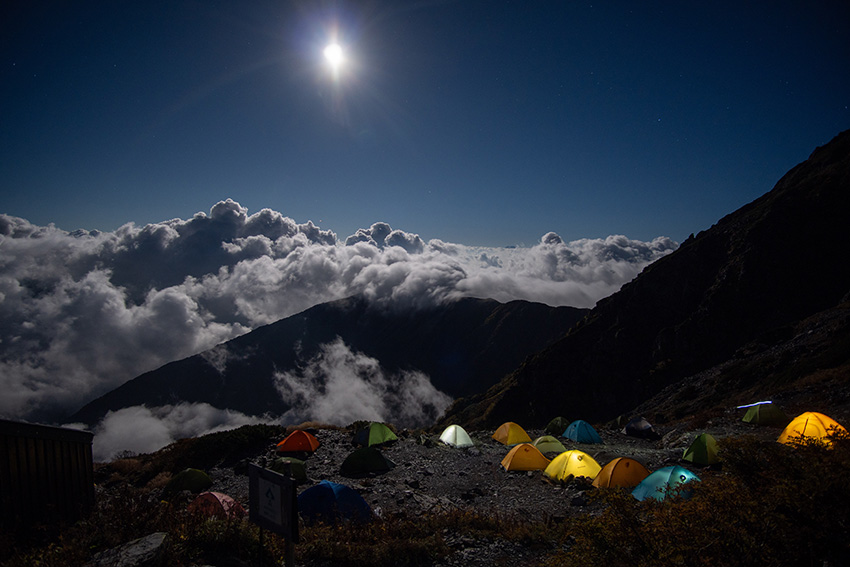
[276,430,321,453]
[501,443,551,471]
[778,412,847,446]
[188,491,246,519]
[492,422,532,446]
[592,457,650,488]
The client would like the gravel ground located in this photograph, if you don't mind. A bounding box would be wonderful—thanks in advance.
[207,410,779,525]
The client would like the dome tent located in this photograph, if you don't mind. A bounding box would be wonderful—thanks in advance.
[563,420,603,444]
[276,430,320,454]
[532,435,567,455]
[592,457,650,489]
[188,491,246,520]
[741,402,789,427]
[163,468,213,497]
[270,457,308,482]
[683,433,720,466]
[543,450,601,483]
[632,466,700,502]
[778,412,847,446]
[340,447,395,478]
[353,422,398,447]
[500,443,550,471]
[492,422,532,446]
[621,416,661,440]
[545,416,571,437]
[439,424,474,448]
[298,481,372,525]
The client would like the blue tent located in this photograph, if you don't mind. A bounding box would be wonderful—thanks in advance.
[563,420,603,444]
[632,466,700,502]
[297,480,372,524]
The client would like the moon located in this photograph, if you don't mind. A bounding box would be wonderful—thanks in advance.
[323,43,344,70]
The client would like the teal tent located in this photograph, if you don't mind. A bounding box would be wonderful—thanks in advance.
[632,466,700,501]
[564,420,603,444]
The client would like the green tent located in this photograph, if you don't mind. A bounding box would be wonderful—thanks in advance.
[742,403,789,427]
[532,435,567,455]
[340,447,395,478]
[163,468,213,497]
[545,416,571,437]
[353,422,398,447]
[270,457,308,482]
[683,433,719,465]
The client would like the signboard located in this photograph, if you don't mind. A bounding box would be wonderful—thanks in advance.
[248,463,299,543]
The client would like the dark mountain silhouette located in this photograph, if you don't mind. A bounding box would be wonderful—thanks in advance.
[441,129,850,429]
[69,297,589,426]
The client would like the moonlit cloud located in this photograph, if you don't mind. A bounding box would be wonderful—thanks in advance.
[275,338,452,428]
[0,200,676,424]
[89,403,268,462]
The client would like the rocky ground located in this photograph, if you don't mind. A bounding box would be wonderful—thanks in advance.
[197,408,782,566]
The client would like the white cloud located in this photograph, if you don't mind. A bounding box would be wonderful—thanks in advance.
[89,403,269,462]
[0,200,676,423]
[274,338,452,428]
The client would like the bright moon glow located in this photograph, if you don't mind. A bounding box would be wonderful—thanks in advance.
[324,43,344,69]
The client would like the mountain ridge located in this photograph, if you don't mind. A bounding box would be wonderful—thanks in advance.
[69,296,589,426]
[440,129,850,429]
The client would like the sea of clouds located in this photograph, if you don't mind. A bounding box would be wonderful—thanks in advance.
[0,199,676,460]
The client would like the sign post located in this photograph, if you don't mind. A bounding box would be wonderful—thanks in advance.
[248,463,298,566]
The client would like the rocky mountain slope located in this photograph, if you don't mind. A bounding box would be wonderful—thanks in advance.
[442,130,850,429]
[70,297,588,425]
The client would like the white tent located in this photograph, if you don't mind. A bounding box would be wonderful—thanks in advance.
[439,424,474,448]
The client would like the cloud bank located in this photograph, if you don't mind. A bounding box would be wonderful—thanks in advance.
[275,338,452,428]
[83,403,268,462]
[0,199,676,425]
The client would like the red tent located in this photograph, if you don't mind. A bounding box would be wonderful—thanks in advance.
[276,430,320,453]
[188,492,246,520]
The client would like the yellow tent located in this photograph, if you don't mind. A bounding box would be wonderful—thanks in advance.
[492,422,532,446]
[778,412,847,446]
[592,457,650,489]
[501,443,551,471]
[543,450,601,482]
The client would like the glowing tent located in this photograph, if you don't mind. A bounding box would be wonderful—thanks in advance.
[563,420,603,444]
[532,435,567,455]
[439,424,474,448]
[501,443,550,471]
[683,433,720,465]
[543,450,601,483]
[778,412,847,446]
[276,430,321,454]
[492,422,532,446]
[632,466,700,502]
[188,491,246,520]
[592,457,650,489]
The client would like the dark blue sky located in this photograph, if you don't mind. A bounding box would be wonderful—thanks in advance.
[2,1,848,246]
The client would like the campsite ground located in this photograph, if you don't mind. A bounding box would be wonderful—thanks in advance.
[199,409,781,566]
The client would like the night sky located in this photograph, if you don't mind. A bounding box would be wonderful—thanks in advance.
[2,1,849,246]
